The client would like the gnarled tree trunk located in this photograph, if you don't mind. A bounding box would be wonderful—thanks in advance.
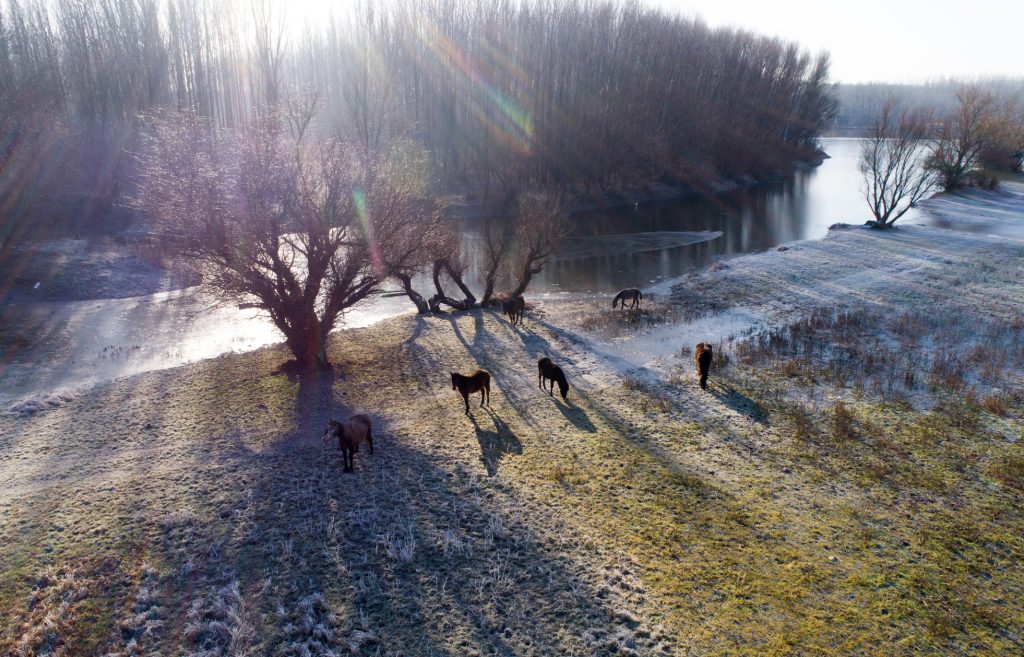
[395,272,430,314]
[429,259,474,311]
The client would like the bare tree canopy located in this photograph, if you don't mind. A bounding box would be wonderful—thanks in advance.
[926,87,995,191]
[859,98,937,227]
[134,105,438,369]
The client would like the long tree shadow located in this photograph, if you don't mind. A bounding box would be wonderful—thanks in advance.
[469,407,522,475]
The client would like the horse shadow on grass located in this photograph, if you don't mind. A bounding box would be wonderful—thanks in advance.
[709,382,770,425]
[469,407,522,475]
[551,394,597,432]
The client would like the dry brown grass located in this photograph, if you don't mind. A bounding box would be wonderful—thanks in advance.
[577,299,677,338]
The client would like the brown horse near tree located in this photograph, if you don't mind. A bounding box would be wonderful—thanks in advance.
[502,296,525,326]
[451,369,492,414]
[322,414,373,472]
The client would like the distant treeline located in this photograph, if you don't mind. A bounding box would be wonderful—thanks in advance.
[831,78,1024,135]
[1,0,835,247]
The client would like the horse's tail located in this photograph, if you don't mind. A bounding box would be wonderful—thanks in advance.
[638,289,643,300]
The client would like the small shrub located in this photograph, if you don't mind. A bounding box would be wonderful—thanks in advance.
[927,354,967,393]
[981,394,1010,417]
[712,340,731,369]
[776,402,816,442]
[827,400,857,442]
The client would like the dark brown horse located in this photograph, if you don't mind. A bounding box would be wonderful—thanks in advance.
[694,343,713,390]
[537,357,569,400]
[451,369,491,414]
[502,296,525,326]
[612,288,643,310]
[322,414,373,472]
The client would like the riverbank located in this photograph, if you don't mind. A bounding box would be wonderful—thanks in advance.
[2,184,1023,656]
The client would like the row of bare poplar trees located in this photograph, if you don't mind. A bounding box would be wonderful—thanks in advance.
[1,0,835,215]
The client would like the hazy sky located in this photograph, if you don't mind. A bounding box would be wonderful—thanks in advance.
[646,0,1024,84]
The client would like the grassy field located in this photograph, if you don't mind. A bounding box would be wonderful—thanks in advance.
[2,185,1024,656]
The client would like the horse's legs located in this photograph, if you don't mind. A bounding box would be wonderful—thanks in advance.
[463,391,470,414]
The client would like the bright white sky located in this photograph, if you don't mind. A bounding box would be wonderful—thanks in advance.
[646,0,1024,83]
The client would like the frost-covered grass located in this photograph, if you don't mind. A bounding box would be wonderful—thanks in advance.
[2,185,1024,656]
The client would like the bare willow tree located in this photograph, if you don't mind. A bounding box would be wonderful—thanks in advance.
[135,104,431,369]
[478,192,517,307]
[859,98,937,228]
[977,96,1024,185]
[508,194,567,298]
[927,86,995,191]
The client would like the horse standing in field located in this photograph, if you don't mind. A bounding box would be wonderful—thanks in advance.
[502,296,526,326]
[612,288,643,310]
[322,414,373,473]
[451,369,492,414]
[537,357,569,400]
[694,343,713,390]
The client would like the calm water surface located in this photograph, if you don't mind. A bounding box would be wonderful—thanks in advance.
[530,137,878,292]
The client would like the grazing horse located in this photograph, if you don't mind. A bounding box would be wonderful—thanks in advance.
[502,296,526,326]
[612,288,643,310]
[322,414,373,473]
[537,357,569,400]
[451,369,491,414]
[694,343,713,390]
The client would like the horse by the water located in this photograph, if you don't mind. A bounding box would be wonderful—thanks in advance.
[451,369,492,414]
[612,288,643,310]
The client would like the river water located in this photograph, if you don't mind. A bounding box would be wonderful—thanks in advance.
[0,138,925,402]
[534,137,877,292]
